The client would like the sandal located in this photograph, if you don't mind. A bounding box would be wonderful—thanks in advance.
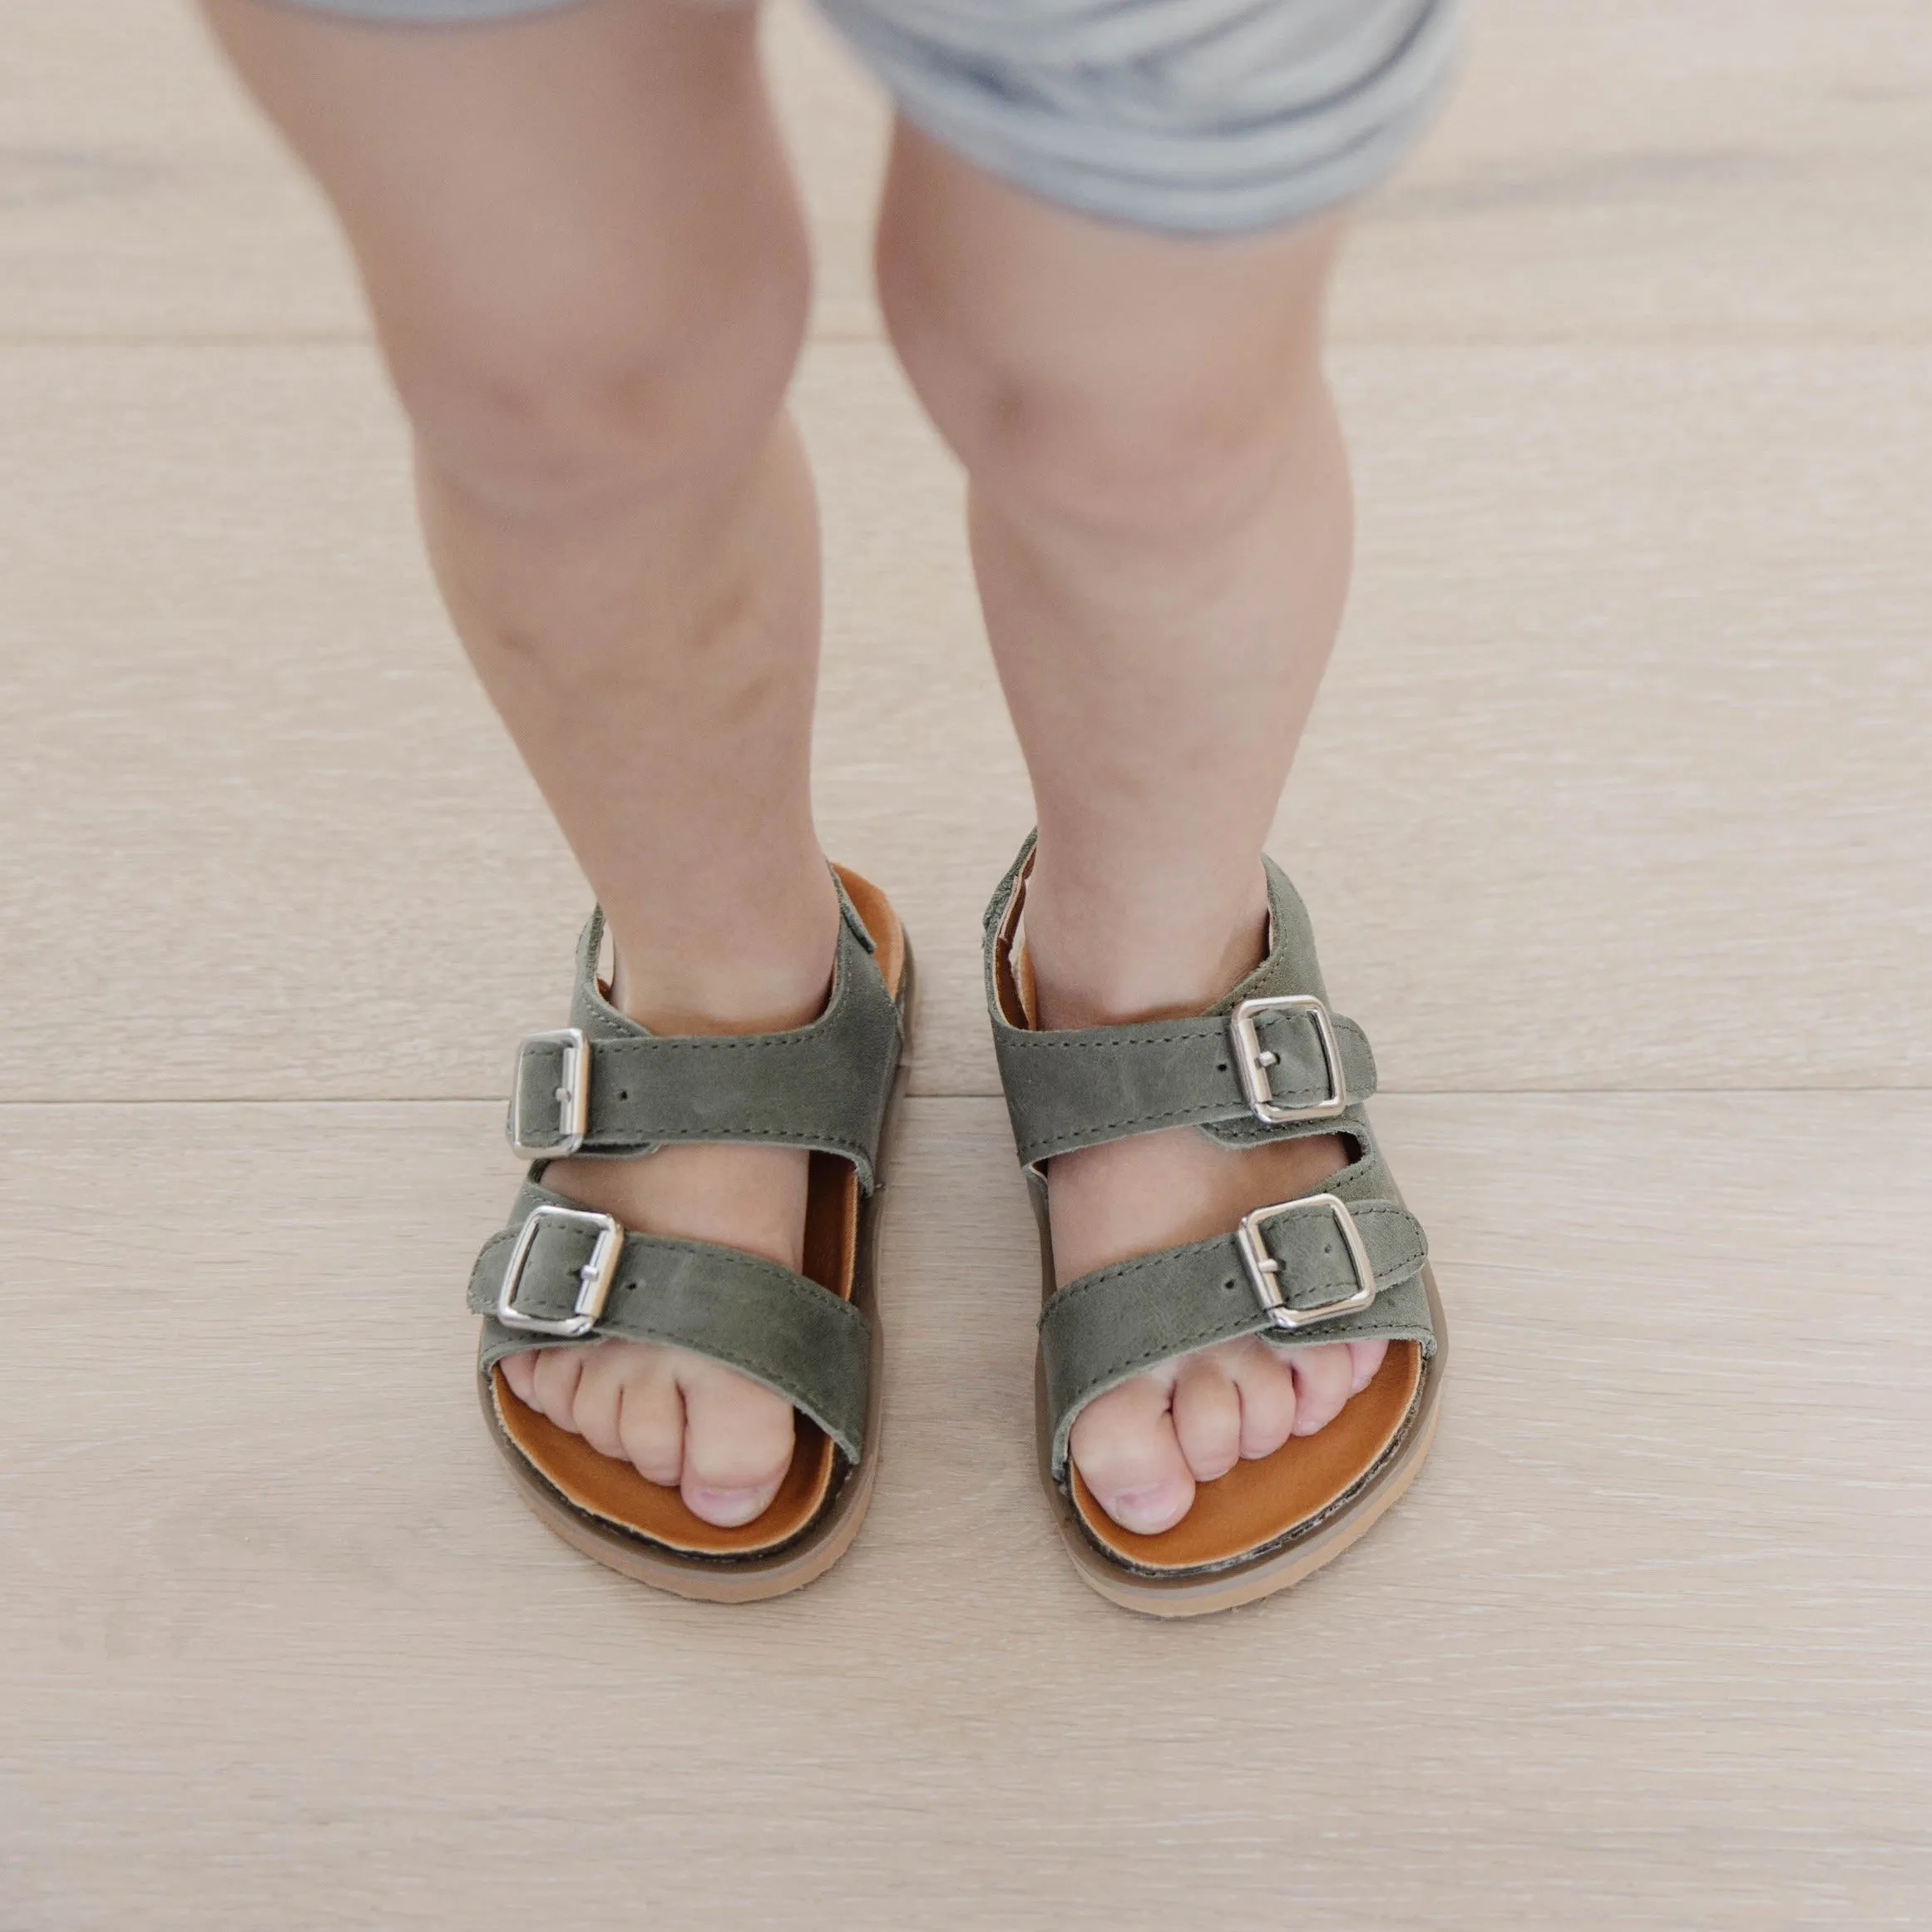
[984,837,1445,1616]
[467,866,913,1602]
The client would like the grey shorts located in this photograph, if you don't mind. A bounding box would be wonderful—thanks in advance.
[275,0,1460,235]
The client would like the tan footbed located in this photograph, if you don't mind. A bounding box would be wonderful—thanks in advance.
[998,862,1425,1580]
[488,865,905,1564]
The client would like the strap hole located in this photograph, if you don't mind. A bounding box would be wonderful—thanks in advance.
[618,1089,630,1100]
[1223,1277,1237,1292]
[1215,1062,1227,1073]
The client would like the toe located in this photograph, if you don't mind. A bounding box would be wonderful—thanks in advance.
[1348,1338,1390,1394]
[1224,1337,1299,1461]
[499,1350,539,1409]
[530,1347,586,1430]
[1069,1374,1197,1534]
[1287,1342,1353,1436]
[568,1345,630,1461]
[1171,1351,1242,1482]
[616,1361,686,1488]
[676,1356,795,1527]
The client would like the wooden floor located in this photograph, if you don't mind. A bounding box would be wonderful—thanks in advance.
[2,3,1928,1926]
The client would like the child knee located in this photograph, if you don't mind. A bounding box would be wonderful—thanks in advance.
[383,254,808,520]
[879,240,1317,543]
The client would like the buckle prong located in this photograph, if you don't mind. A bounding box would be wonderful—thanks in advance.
[496,1204,623,1337]
[507,1027,590,1159]
[1236,1193,1378,1333]
[1228,995,1346,1125]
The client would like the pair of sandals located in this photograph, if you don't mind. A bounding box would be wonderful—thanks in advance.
[467,839,1445,1617]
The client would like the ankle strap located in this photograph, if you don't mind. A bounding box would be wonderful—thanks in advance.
[982,838,1379,1171]
[509,878,902,1191]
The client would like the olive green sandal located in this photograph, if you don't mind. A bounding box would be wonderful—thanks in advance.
[984,838,1445,1618]
[467,866,913,1603]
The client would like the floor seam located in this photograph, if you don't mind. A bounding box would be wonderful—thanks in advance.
[6,332,1929,350]
[0,1087,1926,1109]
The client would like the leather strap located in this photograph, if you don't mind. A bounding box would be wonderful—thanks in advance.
[980,837,1436,1481]
[471,1181,869,1462]
[995,1006,1377,1169]
[511,878,902,1190]
[983,836,1379,1167]
[1037,1156,1432,1480]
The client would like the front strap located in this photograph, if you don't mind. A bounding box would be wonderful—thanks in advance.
[470,1185,870,1463]
[511,883,902,1189]
[1038,1178,1432,1480]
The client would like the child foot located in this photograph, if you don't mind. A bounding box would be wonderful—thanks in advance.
[497,1140,810,1528]
[1050,1128,1387,1534]
[1030,882,1388,1538]
[498,927,836,1530]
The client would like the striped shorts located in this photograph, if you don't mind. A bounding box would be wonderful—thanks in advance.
[269,0,1460,235]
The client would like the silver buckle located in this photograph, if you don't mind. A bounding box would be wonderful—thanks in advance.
[496,1204,622,1337]
[507,1027,590,1159]
[1236,1193,1377,1334]
[1228,995,1347,1125]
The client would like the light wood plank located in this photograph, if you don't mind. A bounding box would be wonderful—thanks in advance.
[0,0,889,343]
[0,0,368,340]
[784,0,1932,349]
[0,0,887,344]
[2,1094,1927,1928]
[2,1,1929,345]
[2,340,1927,1099]
[766,0,890,340]
[1341,0,1932,346]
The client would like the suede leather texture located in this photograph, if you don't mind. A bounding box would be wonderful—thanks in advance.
[472,872,903,1463]
[1036,1144,1432,1476]
[986,837,1380,1161]
[511,882,901,1192]
[981,836,1435,1481]
[995,1006,1376,1169]
[471,1178,870,1462]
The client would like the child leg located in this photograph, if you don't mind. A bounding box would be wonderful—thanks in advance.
[879,124,1384,1536]
[202,0,837,1524]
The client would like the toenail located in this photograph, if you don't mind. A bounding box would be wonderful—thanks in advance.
[688,1485,776,1527]
[1110,1484,1184,1533]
